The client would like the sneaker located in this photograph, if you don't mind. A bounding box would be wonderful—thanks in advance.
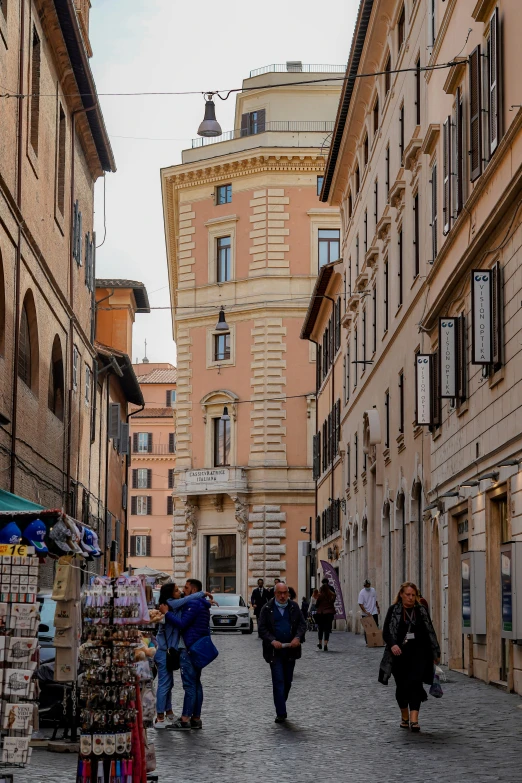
[274,715,287,724]
[168,718,191,731]
[154,718,168,730]
[166,713,175,723]
[317,643,322,649]
[190,719,203,730]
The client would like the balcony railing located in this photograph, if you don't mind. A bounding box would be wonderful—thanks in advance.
[249,63,346,77]
[133,445,175,456]
[191,120,335,149]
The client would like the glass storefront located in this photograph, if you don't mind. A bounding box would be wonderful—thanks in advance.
[206,534,236,593]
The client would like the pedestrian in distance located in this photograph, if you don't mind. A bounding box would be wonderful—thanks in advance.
[268,577,281,599]
[300,596,310,617]
[358,578,380,629]
[258,582,307,723]
[250,578,269,637]
[379,581,441,733]
[315,579,336,651]
[161,578,212,731]
[153,582,208,729]
[288,586,297,601]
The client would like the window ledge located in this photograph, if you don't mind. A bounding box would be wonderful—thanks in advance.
[431,426,442,441]
[353,480,359,494]
[488,366,505,389]
[413,423,422,439]
[457,399,469,417]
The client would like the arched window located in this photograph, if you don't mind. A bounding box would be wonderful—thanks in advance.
[18,290,39,394]
[48,335,64,420]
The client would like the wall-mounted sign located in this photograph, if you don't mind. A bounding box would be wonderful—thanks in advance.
[471,269,492,364]
[415,354,432,425]
[185,469,229,485]
[461,557,471,629]
[439,317,458,398]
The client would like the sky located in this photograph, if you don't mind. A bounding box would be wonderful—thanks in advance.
[89,0,359,365]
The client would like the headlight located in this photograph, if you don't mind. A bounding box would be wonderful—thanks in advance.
[238,612,249,617]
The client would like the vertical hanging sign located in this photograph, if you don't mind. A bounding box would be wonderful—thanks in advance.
[415,354,432,425]
[439,318,457,398]
[471,270,492,364]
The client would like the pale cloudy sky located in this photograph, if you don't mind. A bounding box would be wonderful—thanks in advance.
[89,0,359,365]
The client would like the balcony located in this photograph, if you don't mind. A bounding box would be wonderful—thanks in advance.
[174,467,248,496]
[191,120,335,149]
[133,445,175,456]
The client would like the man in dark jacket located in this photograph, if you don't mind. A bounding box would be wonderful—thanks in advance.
[258,582,307,723]
[251,578,269,636]
[163,578,210,731]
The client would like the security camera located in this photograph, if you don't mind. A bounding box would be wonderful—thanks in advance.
[300,527,307,532]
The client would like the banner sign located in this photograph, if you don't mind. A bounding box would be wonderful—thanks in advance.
[439,318,458,398]
[320,560,346,619]
[471,270,492,364]
[415,354,432,425]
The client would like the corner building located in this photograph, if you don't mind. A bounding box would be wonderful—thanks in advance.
[161,64,342,597]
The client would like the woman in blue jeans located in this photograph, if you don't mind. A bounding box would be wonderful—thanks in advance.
[154,583,206,729]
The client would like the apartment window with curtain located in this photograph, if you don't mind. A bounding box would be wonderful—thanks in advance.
[413,193,420,278]
[136,432,151,453]
[30,26,41,155]
[213,418,230,467]
[398,371,404,434]
[217,236,231,282]
[398,228,403,307]
[318,230,340,269]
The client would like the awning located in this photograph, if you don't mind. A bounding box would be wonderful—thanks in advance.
[0,489,45,513]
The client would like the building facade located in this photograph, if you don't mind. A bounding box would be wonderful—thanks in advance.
[128,363,177,574]
[161,64,342,597]
[319,0,522,693]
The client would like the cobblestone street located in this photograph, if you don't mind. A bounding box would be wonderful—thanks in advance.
[23,632,522,782]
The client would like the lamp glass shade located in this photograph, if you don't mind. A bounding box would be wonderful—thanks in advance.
[215,308,229,332]
[221,406,230,421]
[197,99,222,138]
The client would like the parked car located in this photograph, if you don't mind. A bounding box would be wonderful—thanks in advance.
[210,594,253,634]
[37,590,56,664]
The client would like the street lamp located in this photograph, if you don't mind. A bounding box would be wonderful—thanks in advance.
[221,406,230,421]
[197,94,222,138]
[215,307,229,332]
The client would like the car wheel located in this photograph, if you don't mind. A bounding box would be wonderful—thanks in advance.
[242,620,254,635]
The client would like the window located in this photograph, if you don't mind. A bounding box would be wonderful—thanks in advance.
[364,210,368,253]
[72,201,82,265]
[348,190,353,218]
[354,432,358,479]
[398,371,404,433]
[384,54,391,96]
[213,417,230,467]
[318,229,340,269]
[372,285,377,354]
[214,332,231,361]
[72,346,79,390]
[431,163,438,260]
[30,26,41,155]
[354,326,358,387]
[398,4,405,50]
[355,164,360,195]
[345,344,350,402]
[486,11,501,157]
[48,335,64,420]
[136,432,151,453]
[167,496,174,516]
[373,97,379,135]
[398,228,403,307]
[169,433,176,454]
[385,390,390,448]
[168,469,174,489]
[317,176,324,196]
[363,134,369,166]
[413,193,419,277]
[469,46,482,182]
[356,234,359,275]
[132,496,151,516]
[429,0,436,47]
[240,109,266,136]
[362,308,367,366]
[85,365,91,404]
[443,116,451,234]
[399,104,404,164]
[217,236,231,282]
[455,87,464,217]
[135,468,150,489]
[216,184,232,205]
[374,178,378,223]
[85,233,95,291]
[166,390,176,407]
[18,303,31,387]
[384,257,389,332]
[415,56,421,126]
[385,144,390,197]
[57,106,66,216]
[130,534,151,557]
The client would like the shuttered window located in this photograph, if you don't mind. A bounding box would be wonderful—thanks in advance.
[169,433,176,453]
[455,87,464,216]
[443,117,451,234]
[167,496,173,516]
[168,469,174,489]
[489,8,500,156]
[130,535,151,557]
[413,193,420,278]
[131,496,152,516]
[457,315,467,402]
[491,261,503,369]
[431,163,438,260]
[469,46,482,181]
[384,258,389,332]
[398,228,403,306]
[240,109,266,137]
[384,54,391,95]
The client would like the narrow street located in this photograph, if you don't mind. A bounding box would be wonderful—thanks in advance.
[27,631,522,783]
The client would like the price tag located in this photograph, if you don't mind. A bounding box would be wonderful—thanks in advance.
[0,545,31,556]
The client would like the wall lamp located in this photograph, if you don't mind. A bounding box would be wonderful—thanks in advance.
[479,471,499,482]
[424,500,444,512]
[329,497,347,513]
[215,307,229,332]
[438,491,460,499]
[460,479,480,488]
[497,458,522,467]
[221,406,230,422]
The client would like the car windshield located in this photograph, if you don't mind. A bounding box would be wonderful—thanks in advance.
[38,596,56,638]
[211,594,245,607]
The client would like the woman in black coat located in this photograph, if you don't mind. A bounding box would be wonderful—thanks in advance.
[379,582,440,732]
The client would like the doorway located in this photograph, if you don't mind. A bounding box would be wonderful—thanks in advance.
[206,534,236,593]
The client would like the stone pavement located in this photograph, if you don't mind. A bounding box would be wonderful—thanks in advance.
[20,631,522,782]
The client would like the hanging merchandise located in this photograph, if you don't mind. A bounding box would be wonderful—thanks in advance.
[52,556,82,684]
[78,574,154,782]
[0,544,40,776]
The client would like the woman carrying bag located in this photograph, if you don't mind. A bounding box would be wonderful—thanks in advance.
[315,580,336,651]
[379,581,440,733]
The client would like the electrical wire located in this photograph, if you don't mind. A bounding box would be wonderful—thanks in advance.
[95,175,107,249]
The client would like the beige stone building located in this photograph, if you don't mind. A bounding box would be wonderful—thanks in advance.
[161,64,342,597]
[319,0,522,693]
[128,363,177,575]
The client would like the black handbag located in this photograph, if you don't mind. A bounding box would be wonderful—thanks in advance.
[166,647,180,672]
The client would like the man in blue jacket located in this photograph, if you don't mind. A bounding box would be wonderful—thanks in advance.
[162,578,211,731]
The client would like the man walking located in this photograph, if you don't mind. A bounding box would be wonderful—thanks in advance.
[258,582,306,723]
[163,579,211,731]
[358,579,380,626]
[268,577,281,599]
[251,578,269,636]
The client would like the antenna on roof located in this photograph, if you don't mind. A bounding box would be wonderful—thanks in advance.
[142,339,149,364]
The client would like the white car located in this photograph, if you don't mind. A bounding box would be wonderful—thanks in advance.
[210,594,253,634]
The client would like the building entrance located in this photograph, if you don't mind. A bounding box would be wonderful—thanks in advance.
[206,534,236,593]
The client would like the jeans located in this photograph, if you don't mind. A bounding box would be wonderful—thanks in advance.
[154,649,173,714]
[270,655,295,717]
[316,614,334,642]
[179,649,203,718]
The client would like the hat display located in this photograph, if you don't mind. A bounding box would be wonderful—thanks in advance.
[63,517,84,555]
[90,529,102,558]
[0,522,22,545]
[23,519,48,554]
[49,520,72,553]
[81,526,100,555]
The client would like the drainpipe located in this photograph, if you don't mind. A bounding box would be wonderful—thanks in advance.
[123,403,145,572]
[323,295,336,515]
[10,0,25,493]
[310,339,320,590]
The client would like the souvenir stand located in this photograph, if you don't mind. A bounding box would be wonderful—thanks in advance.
[78,571,157,782]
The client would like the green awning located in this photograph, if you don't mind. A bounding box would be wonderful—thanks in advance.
[0,489,45,513]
